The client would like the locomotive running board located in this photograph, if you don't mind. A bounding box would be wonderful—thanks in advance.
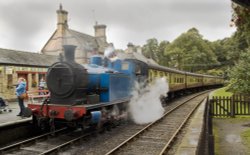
[85,97,131,110]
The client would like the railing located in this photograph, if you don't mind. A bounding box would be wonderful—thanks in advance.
[27,89,50,104]
[210,95,250,117]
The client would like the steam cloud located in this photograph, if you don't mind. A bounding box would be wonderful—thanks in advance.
[129,78,169,124]
[104,44,118,62]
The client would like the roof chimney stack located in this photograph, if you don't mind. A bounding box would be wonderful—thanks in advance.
[94,23,107,43]
[57,4,68,32]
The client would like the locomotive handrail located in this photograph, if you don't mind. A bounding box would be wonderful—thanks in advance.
[27,90,50,104]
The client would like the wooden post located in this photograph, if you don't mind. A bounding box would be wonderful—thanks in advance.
[230,95,235,118]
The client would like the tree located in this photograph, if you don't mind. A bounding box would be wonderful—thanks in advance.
[158,41,170,66]
[228,50,250,94]
[227,3,250,65]
[232,3,250,47]
[142,38,159,61]
[227,3,250,93]
[164,28,218,72]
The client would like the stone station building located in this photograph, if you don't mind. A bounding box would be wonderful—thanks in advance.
[41,4,109,64]
[0,48,57,100]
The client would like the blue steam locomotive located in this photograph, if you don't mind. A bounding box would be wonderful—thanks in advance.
[27,45,223,129]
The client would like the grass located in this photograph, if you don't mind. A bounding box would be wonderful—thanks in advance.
[241,128,250,153]
[213,125,221,155]
[210,87,233,98]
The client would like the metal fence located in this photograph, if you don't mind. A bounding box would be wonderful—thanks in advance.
[210,95,250,117]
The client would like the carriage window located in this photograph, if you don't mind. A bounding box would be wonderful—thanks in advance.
[160,72,163,77]
[154,70,157,76]
[149,71,152,82]
[165,72,168,77]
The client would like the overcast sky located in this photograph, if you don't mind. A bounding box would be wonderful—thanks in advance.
[0,0,236,52]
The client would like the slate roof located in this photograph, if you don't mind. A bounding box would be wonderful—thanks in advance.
[0,48,58,67]
[116,51,158,65]
[42,29,108,54]
[67,29,99,49]
[66,29,108,52]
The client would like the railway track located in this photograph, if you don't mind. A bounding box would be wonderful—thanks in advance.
[105,91,210,155]
[0,127,94,155]
[0,91,211,155]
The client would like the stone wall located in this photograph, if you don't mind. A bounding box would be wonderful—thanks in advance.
[0,65,47,100]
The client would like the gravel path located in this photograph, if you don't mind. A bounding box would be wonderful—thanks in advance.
[213,117,250,155]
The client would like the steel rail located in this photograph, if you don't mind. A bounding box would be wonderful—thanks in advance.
[39,131,94,155]
[0,127,67,154]
[105,91,210,155]
[158,97,207,155]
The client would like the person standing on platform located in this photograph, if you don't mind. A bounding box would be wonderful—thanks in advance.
[15,78,26,116]
[39,78,46,95]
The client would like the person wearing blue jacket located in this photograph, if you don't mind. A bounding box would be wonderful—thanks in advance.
[15,78,26,116]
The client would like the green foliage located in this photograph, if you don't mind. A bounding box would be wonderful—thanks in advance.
[158,41,170,66]
[142,38,159,61]
[213,125,220,155]
[164,28,218,72]
[241,127,250,152]
[232,4,250,47]
[142,38,170,66]
[206,69,224,76]
[210,87,233,98]
[228,50,250,94]
[230,4,250,64]
[224,3,250,94]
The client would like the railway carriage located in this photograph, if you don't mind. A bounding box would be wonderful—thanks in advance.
[147,64,186,92]
[186,72,203,89]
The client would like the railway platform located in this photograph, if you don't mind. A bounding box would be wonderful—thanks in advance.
[0,101,31,128]
[175,97,208,154]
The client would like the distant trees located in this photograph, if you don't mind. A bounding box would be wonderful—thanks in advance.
[142,28,220,73]
[228,3,250,93]
[142,38,159,61]
[164,28,218,72]
[231,3,250,48]
[142,38,169,66]
[228,51,250,94]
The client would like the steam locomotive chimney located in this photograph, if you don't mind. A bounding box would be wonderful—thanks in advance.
[63,45,76,62]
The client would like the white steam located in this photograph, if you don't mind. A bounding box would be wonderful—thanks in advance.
[104,44,118,62]
[104,46,115,58]
[129,78,169,124]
